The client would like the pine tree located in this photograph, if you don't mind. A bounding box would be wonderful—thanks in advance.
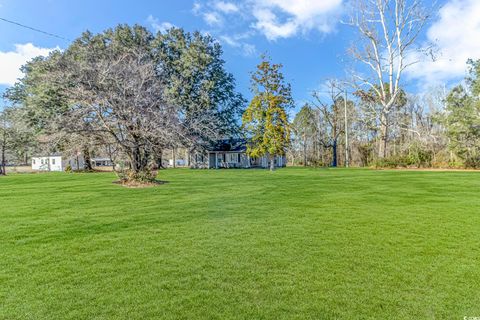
[242,55,293,171]
[443,60,480,167]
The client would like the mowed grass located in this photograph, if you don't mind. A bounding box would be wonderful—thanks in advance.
[1,168,480,319]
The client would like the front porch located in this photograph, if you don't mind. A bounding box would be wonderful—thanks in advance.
[207,151,250,169]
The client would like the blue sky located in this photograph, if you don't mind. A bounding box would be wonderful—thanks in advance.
[1,0,479,111]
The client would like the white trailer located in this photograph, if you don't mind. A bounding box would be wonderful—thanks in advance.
[31,156,63,172]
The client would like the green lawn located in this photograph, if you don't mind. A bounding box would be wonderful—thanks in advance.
[1,168,480,319]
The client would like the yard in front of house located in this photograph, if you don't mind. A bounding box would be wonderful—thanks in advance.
[1,168,480,319]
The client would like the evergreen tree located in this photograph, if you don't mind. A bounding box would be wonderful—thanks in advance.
[242,55,293,171]
[443,60,480,167]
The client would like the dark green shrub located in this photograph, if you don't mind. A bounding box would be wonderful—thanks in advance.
[358,143,374,167]
[374,156,408,168]
[406,144,433,167]
[116,168,158,183]
[464,156,480,169]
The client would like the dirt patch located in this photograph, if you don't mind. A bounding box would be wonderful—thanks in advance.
[112,179,168,188]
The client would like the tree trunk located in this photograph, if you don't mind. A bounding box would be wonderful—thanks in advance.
[332,140,338,167]
[156,149,164,169]
[303,133,307,166]
[379,112,389,158]
[106,145,116,171]
[0,143,6,176]
[1,130,7,175]
[172,148,176,168]
[185,149,190,167]
[83,148,93,171]
[131,145,149,173]
[124,145,156,182]
[269,154,275,171]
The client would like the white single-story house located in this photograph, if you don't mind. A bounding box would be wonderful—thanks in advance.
[190,139,287,169]
[31,155,64,172]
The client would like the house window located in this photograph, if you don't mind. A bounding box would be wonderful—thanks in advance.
[52,158,56,165]
[33,159,36,165]
[225,153,237,163]
[238,153,241,163]
[41,159,44,165]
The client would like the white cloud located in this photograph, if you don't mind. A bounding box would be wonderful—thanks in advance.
[203,11,223,26]
[192,1,202,14]
[252,8,297,40]
[193,0,342,41]
[0,43,58,86]
[215,1,239,13]
[192,2,224,26]
[242,43,256,56]
[219,35,257,56]
[220,35,237,46]
[252,0,343,40]
[405,0,480,85]
[147,15,175,33]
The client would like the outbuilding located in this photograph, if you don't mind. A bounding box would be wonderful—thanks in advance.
[31,155,64,172]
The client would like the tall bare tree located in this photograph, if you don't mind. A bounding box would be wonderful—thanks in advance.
[55,44,173,177]
[348,0,430,157]
[311,80,355,167]
[0,110,8,175]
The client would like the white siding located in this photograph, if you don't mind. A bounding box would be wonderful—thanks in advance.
[32,156,63,172]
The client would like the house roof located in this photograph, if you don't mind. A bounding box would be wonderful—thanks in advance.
[32,153,62,158]
[208,138,247,152]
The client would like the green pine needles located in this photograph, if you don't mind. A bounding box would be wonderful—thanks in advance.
[242,55,293,171]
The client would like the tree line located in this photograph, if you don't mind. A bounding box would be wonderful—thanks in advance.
[1,0,480,179]
[289,76,479,169]
[289,0,480,169]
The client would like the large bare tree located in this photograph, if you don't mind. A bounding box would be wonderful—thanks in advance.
[348,0,430,157]
[312,81,346,167]
[57,51,173,176]
[6,25,244,182]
